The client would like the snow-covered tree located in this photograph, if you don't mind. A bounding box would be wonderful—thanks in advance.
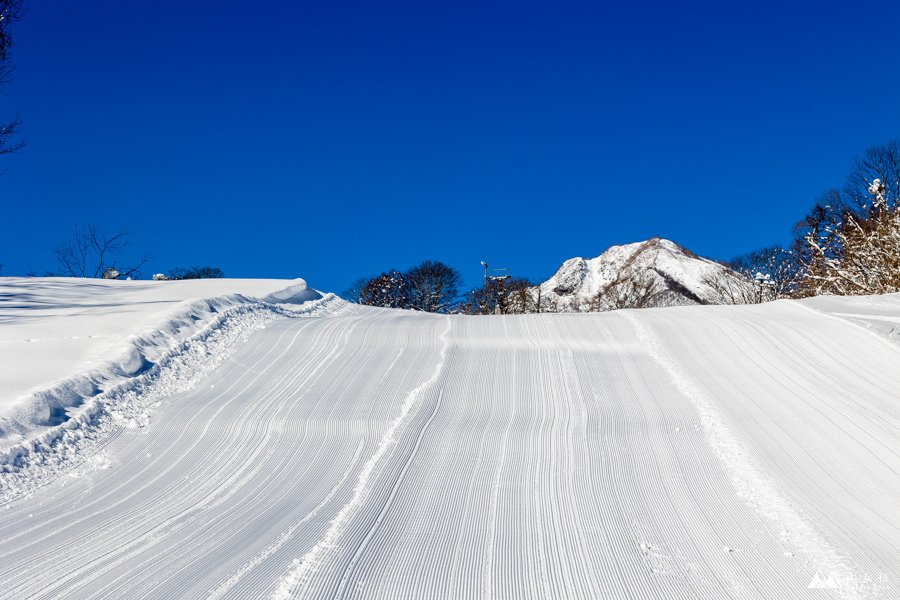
[458,274,547,315]
[359,270,411,309]
[842,139,900,217]
[504,277,538,314]
[728,246,801,300]
[798,180,900,296]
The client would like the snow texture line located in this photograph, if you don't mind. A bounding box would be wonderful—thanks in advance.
[271,315,452,600]
[208,440,365,600]
[0,293,344,503]
[622,310,875,600]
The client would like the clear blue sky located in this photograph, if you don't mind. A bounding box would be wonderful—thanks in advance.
[2,0,899,293]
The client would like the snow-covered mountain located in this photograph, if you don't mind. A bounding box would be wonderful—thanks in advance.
[534,237,753,311]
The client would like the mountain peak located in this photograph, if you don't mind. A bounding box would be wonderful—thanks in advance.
[535,238,751,311]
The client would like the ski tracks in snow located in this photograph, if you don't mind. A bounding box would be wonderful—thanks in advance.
[208,440,365,600]
[623,310,878,600]
[2,299,898,599]
[271,316,452,600]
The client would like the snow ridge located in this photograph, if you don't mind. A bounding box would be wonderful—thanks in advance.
[271,315,452,600]
[622,311,875,600]
[0,293,344,502]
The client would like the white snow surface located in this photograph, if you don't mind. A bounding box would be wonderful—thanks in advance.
[1,279,899,599]
[0,277,326,458]
[537,237,752,311]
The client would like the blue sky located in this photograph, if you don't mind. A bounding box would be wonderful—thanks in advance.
[2,0,899,293]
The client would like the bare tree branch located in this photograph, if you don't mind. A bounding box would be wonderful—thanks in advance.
[0,0,24,160]
[55,225,148,279]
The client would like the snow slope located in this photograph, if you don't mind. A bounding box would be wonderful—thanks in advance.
[0,277,326,459]
[0,282,898,599]
[535,237,753,311]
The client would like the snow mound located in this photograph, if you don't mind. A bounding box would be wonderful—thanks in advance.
[265,280,323,304]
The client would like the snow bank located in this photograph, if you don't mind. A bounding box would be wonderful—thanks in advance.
[798,292,900,345]
[0,277,338,469]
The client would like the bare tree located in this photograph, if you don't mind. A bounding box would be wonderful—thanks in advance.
[458,277,508,315]
[505,277,536,314]
[700,271,756,304]
[352,261,462,312]
[341,277,369,303]
[458,283,498,315]
[405,260,462,313]
[590,276,658,311]
[168,266,224,280]
[0,0,24,159]
[530,283,560,313]
[55,225,148,279]
[842,139,900,217]
[0,115,20,157]
[459,276,550,315]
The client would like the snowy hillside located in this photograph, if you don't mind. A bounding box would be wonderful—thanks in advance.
[535,237,753,311]
[0,277,335,462]
[1,278,898,599]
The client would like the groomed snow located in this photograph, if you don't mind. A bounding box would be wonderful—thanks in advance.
[0,280,898,599]
[0,277,329,461]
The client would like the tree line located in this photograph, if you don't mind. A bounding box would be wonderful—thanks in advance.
[5,138,898,304]
[456,276,558,315]
[729,138,900,299]
[347,263,560,315]
[350,138,900,314]
[344,261,465,313]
